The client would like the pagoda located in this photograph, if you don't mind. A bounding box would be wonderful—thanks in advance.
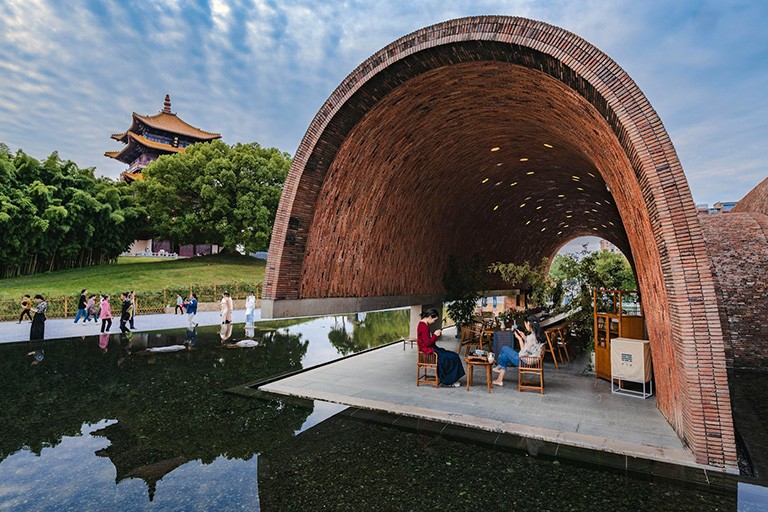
[105,95,221,182]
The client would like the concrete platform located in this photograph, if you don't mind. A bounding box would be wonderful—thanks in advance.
[260,333,704,471]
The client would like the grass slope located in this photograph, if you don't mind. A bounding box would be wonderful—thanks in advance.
[0,254,266,299]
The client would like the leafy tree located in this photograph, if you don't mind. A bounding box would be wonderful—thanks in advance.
[136,140,291,253]
[487,258,553,309]
[548,247,637,350]
[0,146,146,277]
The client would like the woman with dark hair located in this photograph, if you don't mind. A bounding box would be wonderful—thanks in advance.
[417,308,465,387]
[30,294,47,341]
[491,315,546,387]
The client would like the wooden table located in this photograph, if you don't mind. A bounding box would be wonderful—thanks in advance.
[465,357,493,393]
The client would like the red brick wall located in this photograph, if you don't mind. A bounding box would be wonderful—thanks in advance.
[264,16,736,469]
[701,212,768,369]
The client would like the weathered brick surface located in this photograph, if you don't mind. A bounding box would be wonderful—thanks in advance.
[264,16,735,469]
[733,176,768,215]
[701,212,768,370]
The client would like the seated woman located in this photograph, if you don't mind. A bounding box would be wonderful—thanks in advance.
[491,315,546,387]
[417,308,465,387]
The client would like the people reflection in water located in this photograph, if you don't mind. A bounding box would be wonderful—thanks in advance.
[244,324,255,339]
[219,322,233,343]
[184,327,198,348]
[99,333,110,353]
[245,291,256,324]
[26,340,44,366]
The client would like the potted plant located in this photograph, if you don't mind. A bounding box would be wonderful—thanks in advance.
[443,254,487,336]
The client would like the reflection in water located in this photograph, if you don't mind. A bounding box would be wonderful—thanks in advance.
[0,309,754,510]
[0,312,406,509]
[328,310,409,356]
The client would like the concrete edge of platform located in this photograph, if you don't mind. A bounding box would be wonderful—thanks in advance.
[258,380,740,480]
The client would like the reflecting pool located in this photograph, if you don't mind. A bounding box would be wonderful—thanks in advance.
[0,309,761,511]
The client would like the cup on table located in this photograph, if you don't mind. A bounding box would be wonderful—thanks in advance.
[488,352,495,363]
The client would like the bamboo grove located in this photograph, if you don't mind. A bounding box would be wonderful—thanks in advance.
[0,144,148,278]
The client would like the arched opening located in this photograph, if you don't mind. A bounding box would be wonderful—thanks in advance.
[263,16,735,469]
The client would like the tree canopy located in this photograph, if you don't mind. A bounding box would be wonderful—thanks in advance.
[135,140,291,253]
[0,144,147,278]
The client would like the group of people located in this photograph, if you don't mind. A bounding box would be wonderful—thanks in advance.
[70,289,136,334]
[417,308,546,387]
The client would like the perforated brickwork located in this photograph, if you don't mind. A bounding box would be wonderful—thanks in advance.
[263,16,736,469]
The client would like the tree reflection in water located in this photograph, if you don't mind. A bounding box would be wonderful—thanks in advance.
[0,325,311,501]
[328,310,409,356]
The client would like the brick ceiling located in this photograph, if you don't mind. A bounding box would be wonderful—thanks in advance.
[299,60,632,298]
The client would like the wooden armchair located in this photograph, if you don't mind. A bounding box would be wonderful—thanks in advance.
[417,350,439,387]
[518,353,544,394]
[543,328,561,369]
[553,324,571,364]
[460,325,485,356]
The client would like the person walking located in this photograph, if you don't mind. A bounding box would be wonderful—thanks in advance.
[175,294,184,315]
[18,294,33,323]
[128,291,136,329]
[119,292,132,334]
[99,295,113,333]
[30,294,47,341]
[220,291,233,324]
[245,291,256,325]
[185,293,198,329]
[85,295,96,322]
[88,295,100,322]
[73,289,88,324]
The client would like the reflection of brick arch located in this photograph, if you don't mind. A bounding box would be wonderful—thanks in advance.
[264,16,735,469]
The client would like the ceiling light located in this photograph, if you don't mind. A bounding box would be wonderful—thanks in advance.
[593,227,598,231]
[542,218,548,222]
[592,209,598,212]
[563,224,569,228]
[491,147,500,152]
[495,182,502,186]
[588,172,596,178]
[608,221,614,226]
[544,143,553,148]
[557,231,562,235]
[496,163,503,166]
[525,196,532,200]
[527,171,535,175]
[558,194,565,198]
[536,206,542,210]
[541,227,547,232]
[577,187,584,191]
[510,182,518,187]
[520,203,526,208]
[493,205,499,211]
[520,158,528,162]
[572,175,580,180]
[526,220,531,225]
[482,178,489,183]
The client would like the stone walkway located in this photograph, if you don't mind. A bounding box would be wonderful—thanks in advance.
[260,332,708,471]
[0,309,260,344]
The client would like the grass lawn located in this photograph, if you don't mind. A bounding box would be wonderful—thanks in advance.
[0,254,266,300]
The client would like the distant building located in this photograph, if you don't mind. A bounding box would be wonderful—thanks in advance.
[599,239,618,252]
[697,201,738,214]
[107,95,222,257]
[713,201,737,213]
[105,95,221,183]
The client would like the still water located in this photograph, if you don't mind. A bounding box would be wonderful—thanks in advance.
[0,310,759,511]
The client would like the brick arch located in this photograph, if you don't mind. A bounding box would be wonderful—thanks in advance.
[263,16,735,469]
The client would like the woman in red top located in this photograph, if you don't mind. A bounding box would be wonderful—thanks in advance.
[417,308,465,387]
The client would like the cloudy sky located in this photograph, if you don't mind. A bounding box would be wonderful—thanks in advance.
[1,0,765,206]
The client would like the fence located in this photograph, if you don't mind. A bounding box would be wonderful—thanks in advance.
[0,283,262,321]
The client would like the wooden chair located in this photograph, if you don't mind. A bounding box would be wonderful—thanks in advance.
[518,353,544,394]
[553,324,571,364]
[417,350,439,387]
[461,326,485,356]
[543,329,561,369]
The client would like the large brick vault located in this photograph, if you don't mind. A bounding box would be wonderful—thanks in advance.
[263,16,736,469]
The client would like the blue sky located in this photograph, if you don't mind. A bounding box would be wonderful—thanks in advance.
[1,0,766,206]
